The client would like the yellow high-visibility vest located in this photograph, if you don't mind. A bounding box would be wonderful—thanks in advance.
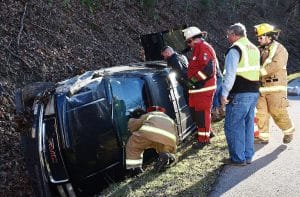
[224,37,260,81]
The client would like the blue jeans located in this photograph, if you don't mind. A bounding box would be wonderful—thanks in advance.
[224,92,259,163]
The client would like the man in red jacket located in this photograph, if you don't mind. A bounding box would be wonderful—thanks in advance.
[182,26,217,149]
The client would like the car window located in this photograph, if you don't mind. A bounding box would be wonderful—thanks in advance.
[110,77,147,114]
[150,73,176,120]
[109,77,148,142]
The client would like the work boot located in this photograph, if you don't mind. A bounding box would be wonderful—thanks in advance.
[283,134,293,144]
[254,137,269,144]
[211,108,220,122]
[154,152,169,172]
[133,167,144,174]
[222,158,247,166]
[127,167,144,177]
[192,141,210,149]
[246,159,252,164]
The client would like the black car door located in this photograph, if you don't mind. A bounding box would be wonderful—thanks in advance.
[64,80,121,181]
[145,70,194,142]
[167,72,195,141]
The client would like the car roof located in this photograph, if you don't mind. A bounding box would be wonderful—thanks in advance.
[56,61,168,95]
[100,61,167,75]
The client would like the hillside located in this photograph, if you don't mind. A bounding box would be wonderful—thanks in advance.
[0,0,299,195]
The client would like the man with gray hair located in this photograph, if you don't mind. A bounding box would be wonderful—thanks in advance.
[221,23,260,166]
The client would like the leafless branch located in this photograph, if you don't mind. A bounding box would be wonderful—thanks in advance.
[286,0,300,13]
[30,22,56,35]
[0,44,31,68]
[17,2,28,46]
[5,40,13,68]
[88,29,114,59]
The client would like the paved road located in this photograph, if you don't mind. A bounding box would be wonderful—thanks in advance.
[209,96,300,197]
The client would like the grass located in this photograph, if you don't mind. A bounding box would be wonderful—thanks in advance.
[99,120,228,196]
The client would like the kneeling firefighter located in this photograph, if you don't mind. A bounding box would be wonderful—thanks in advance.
[125,106,177,175]
[254,23,295,144]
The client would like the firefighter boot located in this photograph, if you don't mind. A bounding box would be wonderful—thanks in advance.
[254,138,269,144]
[154,152,169,172]
[166,153,177,168]
[192,141,210,149]
[283,134,293,144]
[210,131,215,139]
[126,167,144,177]
[133,167,144,174]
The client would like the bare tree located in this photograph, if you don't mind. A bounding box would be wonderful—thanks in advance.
[262,0,268,17]
[285,0,300,26]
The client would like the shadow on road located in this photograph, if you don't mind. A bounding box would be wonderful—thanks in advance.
[206,144,287,197]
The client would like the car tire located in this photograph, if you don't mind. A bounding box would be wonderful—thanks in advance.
[15,82,56,113]
[23,82,56,105]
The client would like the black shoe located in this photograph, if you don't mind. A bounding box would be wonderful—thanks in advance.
[133,167,144,174]
[222,158,247,166]
[154,152,169,172]
[246,159,252,164]
[192,142,210,149]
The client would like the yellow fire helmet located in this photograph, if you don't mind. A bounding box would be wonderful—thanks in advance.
[254,23,281,36]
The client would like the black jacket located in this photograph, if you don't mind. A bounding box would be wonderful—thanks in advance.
[167,53,188,82]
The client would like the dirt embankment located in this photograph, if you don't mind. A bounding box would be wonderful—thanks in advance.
[0,0,299,195]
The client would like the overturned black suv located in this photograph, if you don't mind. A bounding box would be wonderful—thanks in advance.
[15,27,197,197]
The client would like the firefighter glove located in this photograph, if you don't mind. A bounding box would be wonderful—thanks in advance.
[186,78,197,89]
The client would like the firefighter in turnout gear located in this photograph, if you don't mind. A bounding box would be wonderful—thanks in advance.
[254,23,295,144]
[182,26,217,149]
[125,106,177,175]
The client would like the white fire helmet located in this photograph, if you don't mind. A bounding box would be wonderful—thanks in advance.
[182,26,203,40]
